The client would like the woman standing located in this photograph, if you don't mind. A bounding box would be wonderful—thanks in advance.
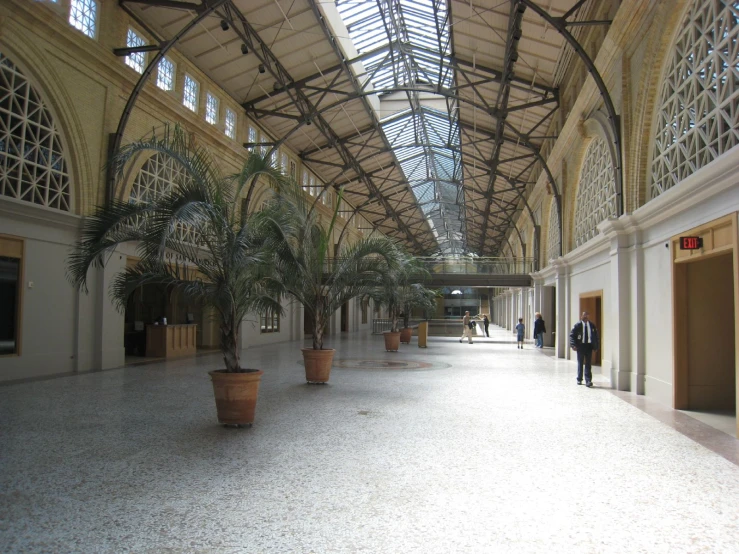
[533,312,546,348]
[482,314,490,337]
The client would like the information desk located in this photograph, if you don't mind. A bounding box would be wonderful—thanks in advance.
[146,324,197,358]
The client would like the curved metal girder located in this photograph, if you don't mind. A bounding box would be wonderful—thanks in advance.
[520,0,622,218]
[250,82,560,257]
[107,0,228,201]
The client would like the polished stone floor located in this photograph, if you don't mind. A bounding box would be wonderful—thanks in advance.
[1,325,739,553]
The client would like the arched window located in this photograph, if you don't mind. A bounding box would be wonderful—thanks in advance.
[547,197,560,261]
[129,152,198,243]
[574,137,618,247]
[650,0,739,199]
[0,51,71,211]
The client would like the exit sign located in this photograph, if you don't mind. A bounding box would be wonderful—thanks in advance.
[679,236,703,250]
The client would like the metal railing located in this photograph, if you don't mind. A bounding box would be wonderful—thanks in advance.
[414,257,536,275]
[322,256,535,277]
[372,319,423,334]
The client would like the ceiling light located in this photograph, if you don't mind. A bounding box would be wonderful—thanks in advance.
[220,19,229,31]
[258,64,265,74]
[240,43,248,55]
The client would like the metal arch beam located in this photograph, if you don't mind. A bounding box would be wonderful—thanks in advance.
[269,81,563,256]
[519,0,623,217]
[219,2,429,253]
[107,0,228,201]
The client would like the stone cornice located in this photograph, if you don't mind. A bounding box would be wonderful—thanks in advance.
[0,196,81,230]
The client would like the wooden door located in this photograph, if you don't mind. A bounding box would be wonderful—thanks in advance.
[579,291,602,366]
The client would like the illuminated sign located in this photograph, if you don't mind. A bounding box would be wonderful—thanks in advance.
[679,236,703,250]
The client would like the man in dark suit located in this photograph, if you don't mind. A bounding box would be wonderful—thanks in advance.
[569,311,599,387]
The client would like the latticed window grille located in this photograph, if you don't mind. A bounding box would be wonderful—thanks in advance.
[125,29,146,74]
[574,137,618,247]
[69,0,97,39]
[547,197,560,261]
[183,75,198,112]
[0,52,71,211]
[205,93,218,125]
[129,153,199,244]
[650,0,739,199]
[156,58,174,91]
[247,126,257,151]
[224,108,236,138]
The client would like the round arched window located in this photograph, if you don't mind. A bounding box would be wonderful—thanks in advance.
[547,197,560,261]
[574,137,618,248]
[0,52,71,211]
[650,0,739,199]
[129,152,199,244]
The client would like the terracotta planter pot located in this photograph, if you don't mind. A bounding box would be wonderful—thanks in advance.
[208,369,264,426]
[383,331,401,351]
[301,348,335,383]
[399,327,413,344]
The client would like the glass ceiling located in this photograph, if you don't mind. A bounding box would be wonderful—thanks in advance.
[336,0,466,255]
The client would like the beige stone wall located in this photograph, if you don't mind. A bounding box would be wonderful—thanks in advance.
[0,0,367,243]
[514,0,695,265]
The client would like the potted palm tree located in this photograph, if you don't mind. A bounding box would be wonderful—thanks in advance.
[398,283,438,344]
[67,125,288,426]
[368,251,419,351]
[261,186,401,383]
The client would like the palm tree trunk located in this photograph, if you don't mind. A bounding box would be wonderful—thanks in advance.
[313,313,324,350]
[221,314,240,371]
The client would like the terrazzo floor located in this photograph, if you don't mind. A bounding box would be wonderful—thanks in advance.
[1,325,739,553]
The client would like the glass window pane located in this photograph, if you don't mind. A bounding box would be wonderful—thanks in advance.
[183,75,199,112]
[125,29,146,74]
[69,0,97,39]
[205,93,219,124]
[156,58,174,91]
[225,109,236,138]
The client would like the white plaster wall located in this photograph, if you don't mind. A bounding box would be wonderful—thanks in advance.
[567,248,611,367]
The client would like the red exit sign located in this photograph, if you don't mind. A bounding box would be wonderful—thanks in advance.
[679,236,703,250]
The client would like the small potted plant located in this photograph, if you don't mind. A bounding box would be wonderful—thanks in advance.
[368,251,421,351]
[67,125,287,426]
[262,186,401,382]
[398,282,437,344]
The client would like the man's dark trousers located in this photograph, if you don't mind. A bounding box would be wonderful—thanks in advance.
[576,345,594,384]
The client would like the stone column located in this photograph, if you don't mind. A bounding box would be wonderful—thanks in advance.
[95,252,126,370]
[600,217,641,391]
[553,260,570,359]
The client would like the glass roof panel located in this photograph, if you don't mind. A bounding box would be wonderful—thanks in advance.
[337,0,466,254]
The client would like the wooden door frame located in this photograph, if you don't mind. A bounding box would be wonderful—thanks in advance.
[671,213,739,437]
[579,289,603,366]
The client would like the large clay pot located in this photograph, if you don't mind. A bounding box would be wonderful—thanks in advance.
[399,327,413,344]
[383,331,401,352]
[208,369,264,426]
[301,348,335,383]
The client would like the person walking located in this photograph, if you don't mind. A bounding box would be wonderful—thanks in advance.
[533,313,546,348]
[569,311,599,387]
[515,318,525,348]
[482,314,490,337]
[459,311,474,344]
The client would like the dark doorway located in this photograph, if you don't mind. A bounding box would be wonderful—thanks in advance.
[677,254,736,412]
[341,302,349,332]
[579,291,603,366]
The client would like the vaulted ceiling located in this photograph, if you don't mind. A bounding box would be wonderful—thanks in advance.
[121,0,608,257]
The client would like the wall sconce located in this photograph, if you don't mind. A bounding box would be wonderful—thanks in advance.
[241,43,248,55]
[258,64,265,74]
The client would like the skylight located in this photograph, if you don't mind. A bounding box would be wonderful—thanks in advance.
[336,0,466,255]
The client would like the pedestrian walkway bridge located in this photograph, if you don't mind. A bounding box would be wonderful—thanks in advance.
[415,257,534,287]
